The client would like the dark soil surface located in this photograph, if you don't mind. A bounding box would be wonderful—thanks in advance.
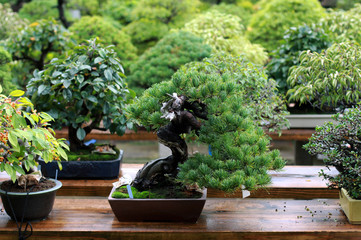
[0,179,56,193]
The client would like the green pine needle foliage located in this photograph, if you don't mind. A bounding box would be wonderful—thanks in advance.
[127,31,212,95]
[127,54,285,193]
[247,0,325,52]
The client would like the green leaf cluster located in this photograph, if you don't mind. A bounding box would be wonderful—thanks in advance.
[319,5,361,45]
[127,53,285,192]
[182,10,268,65]
[3,18,73,89]
[247,0,325,52]
[0,3,27,41]
[267,24,331,95]
[304,107,361,199]
[0,88,68,182]
[26,38,135,150]
[287,41,361,111]
[207,2,253,26]
[69,16,138,70]
[127,31,212,95]
[100,0,138,26]
[123,0,201,54]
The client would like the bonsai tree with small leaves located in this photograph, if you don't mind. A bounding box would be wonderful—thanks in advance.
[0,87,68,183]
[126,54,285,193]
[26,39,135,152]
[304,107,361,200]
[287,41,361,112]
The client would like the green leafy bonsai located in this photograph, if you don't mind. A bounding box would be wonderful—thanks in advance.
[127,31,212,95]
[126,54,285,194]
[304,107,361,199]
[26,38,135,152]
[247,0,325,52]
[267,24,331,95]
[182,10,268,65]
[3,19,73,90]
[287,41,361,112]
[0,87,68,183]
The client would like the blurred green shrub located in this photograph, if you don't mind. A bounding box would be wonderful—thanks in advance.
[0,3,27,41]
[69,16,138,70]
[0,47,15,94]
[182,10,268,65]
[3,19,72,89]
[127,31,212,95]
[247,0,325,52]
[267,24,331,95]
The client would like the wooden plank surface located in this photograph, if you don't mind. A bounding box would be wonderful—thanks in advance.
[0,165,339,199]
[1,197,360,240]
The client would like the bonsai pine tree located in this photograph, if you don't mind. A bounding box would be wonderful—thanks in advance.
[127,54,285,192]
[287,41,361,112]
[127,31,212,95]
[26,39,135,152]
[182,10,268,65]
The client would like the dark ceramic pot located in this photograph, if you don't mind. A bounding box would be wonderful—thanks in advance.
[0,179,61,221]
[38,150,123,179]
[108,187,207,222]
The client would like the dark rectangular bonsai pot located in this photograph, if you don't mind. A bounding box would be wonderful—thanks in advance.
[108,186,207,222]
[38,150,123,179]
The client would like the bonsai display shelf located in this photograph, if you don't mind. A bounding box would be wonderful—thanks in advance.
[1,197,360,239]
[0,165,339,199]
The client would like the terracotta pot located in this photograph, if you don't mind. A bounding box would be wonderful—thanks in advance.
[340,188,361,224]
[0,179,61,221]
[108,187,207,222]
[38,150,123,179]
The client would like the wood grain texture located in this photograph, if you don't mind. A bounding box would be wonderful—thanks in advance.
[1,197,360,240]
[0,165,339,198]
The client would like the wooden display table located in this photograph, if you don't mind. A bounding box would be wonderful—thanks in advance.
[1,197,360,239]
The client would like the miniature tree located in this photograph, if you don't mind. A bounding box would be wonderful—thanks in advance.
[287,41,361,112]
[26,39,135,152]
[182,10,268,65]
[304,107,361,199]
[267,24,331,95]
[3,18,72,89]
[247,0,325,52]
[69,16,138,70]
[127,31,212,95]
[123,0,200,53]
[127,54,285,192]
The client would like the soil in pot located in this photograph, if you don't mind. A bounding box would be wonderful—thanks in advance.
[0,179,55,193]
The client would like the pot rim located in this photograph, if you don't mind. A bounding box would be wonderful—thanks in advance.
[0,178,62,196]
[108,185,207,201]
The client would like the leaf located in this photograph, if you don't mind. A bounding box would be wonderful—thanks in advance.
[8,131,19,151]
[9,90,24,97]
[52,71,62,78]
[87,95,98,103]
[76,128,86,140]
[104,69,113,81]
[63,80,72,88]
[4,164,16,182]
[99,49,106,58]
[94,57,103,64]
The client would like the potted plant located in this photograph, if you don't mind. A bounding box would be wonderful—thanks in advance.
[108,54,286,222]
[25,38,135,179]
[0,86,68,221]
[304,107,361,224]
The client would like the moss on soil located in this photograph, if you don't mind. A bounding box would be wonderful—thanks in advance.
[66,145,120,162]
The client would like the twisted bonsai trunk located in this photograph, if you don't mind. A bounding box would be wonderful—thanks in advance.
[131,94,207,190]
